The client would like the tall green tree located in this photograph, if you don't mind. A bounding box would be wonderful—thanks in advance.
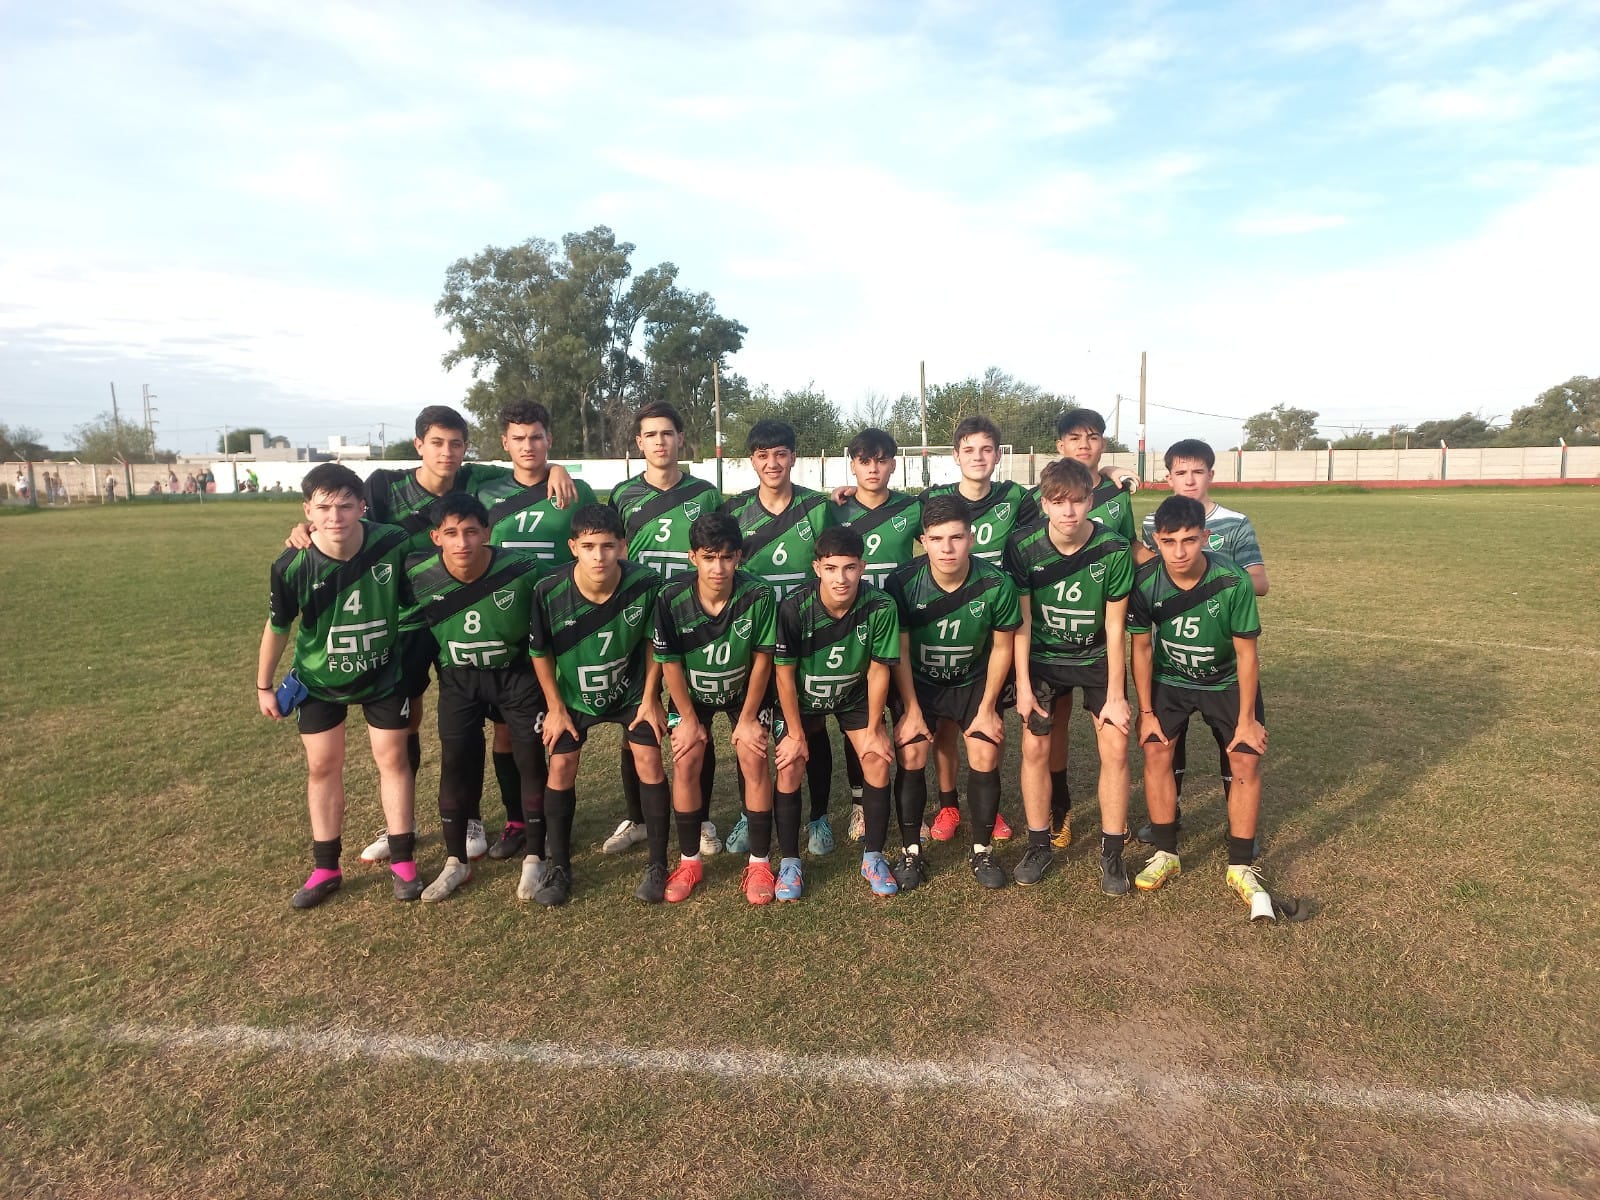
[218,427,269,454]
[1412,413,1496,447]
[883,367,1107,452]
[1242,404,1321,450]
[436,226,743,457]
[1499,376,1600,445]
[723,385,846,457]
[71,412,165,462]
[642,287,748,458]
[0,423,48,459]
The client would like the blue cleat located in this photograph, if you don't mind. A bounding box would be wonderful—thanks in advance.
[861,851,899,897]
[723,813,750,855]
[807,816,835,856]
[775,857,804,902]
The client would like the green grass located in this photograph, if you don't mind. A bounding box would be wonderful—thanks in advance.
[2,489,1598,1198]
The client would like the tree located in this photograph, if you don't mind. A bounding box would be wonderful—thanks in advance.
[381,439,419,460]
[436,226,744,458]
[0,423,48,459]
[722,385,846,457]
[642,287,748,458]
[1412,412,1496,447]
[71,411,165,462]
[1499,376,1600,445]
[883,367,1108,453]
[1242,404,1321,451]
[218,427,269,454]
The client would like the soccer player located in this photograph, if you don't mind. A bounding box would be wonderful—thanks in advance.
[920,415,1037,842]
[607,401,726,859]
[471,401,597,864]
[722,419,837,854]
[1037,407,1137,847]
[771,525,905,900]
[530,504,668,906]
[652,513,779,904]
[1135,438,1270,841]
[884,494,1021,890]
[831,427,922,842]
[256,463,417,908]
[396,494,547,903]
[1128,495,1273,920]
[1006,457,1135,894]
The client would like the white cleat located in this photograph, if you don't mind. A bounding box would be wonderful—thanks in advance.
[516,855,547,901]
[421,856,471,903]
[699,821,721,856]
[358,828,392,863]
[466,819,488,861]
[602,819,648,854]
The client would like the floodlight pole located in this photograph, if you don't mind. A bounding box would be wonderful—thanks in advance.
[713,361,724,493]
[919,360,929,487]
[1137,351,1148,482]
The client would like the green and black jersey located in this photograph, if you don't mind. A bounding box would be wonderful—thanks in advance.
[652,569,777,712]
[475,473,598,564]
[722,486,835,600]
[1087,477,1136,542]
[364,463,513,555]
[922,479,1038,572]
[403,547,543,671]
[610,471,724,580]
[885,558,1022,688]
[268,521,411,703]
[1127,552,1260,690]
[1141,501,1264,571]
[530,560,662,718]
[835,490,921,589]
[775,583,899,715]
[1003,518,1134,668]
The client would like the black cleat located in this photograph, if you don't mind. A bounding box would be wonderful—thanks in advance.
[290,874,342,909]
[969,850,1007,890]
[534,865,571,907]
[1012,844,1055,887]
[634,862,668,904]
[1100,850,1130,896]
[891,851,927,891]
[391,871,424,902]
[487,824,527,861]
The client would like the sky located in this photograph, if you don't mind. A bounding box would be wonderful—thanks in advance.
[2,0,1597,458]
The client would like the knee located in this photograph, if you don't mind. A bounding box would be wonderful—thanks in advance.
[966,741,999,773]
[900,744,929,772]
[1021,733,1050,763]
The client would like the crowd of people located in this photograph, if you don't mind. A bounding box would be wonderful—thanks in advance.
[257,399,1275,920]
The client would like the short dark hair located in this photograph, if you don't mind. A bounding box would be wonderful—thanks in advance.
[1152,495,1206,534]
[635,401,684,435]
[919,494,971,533]
[1037,457,1095,502]
[814,524,864,560]
[689,512,743,555]
[847,427,897,461]
[432,492,490,527]
[953,415,1001,450]
[499,401,552,433]
[569,503,624,540]
[1056,408,1106,438]
[747,419,797,454]
[1164,438,1216,471]
[302,463,364,502]
[415,405,470,441]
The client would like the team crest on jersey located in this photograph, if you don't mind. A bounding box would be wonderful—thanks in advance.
[684,502,701,521]
[968,600,985,619]
[797,523,813,542]
[892,514,908,533]
[1206,598,1221,617]
[855,624,868,645]
[1089,563,1106,583]
[493,589,515,611]
[1106,500,1122,519]
[1208,532,1224,550]
[994,502,1011,523]
[371,563,393,585]
[624,604,644,627]
[733,616,753,640]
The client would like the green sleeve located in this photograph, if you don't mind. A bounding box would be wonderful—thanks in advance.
[753,588,777,653]
[869,595,899,664]
[993,574,1022,631]
[1106,545,1134,602]
[1229,571,1261,638]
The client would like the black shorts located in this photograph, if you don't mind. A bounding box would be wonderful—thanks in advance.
[1027,657,1118,719]
[669,695,775,731]
[436,666,545,744]
[910,675,1010,735]
[549,703,662,755]
[1149,682,1266,753]
[799,703,869,734]
[400,630,438,699]
[296,690,412,736]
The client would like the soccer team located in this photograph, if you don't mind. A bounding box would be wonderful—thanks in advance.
[257,398,1276,920]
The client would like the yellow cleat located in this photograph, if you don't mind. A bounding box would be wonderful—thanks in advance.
[1134,849,1181,891]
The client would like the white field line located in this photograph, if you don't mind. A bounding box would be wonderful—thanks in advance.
[1274,622,1600,658]
[8,1018,1598,1136]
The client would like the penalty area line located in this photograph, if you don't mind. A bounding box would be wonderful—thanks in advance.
[7,1018,1599,1136]
[1275,622,1600,659]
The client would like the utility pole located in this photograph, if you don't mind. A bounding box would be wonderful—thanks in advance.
[713,362,724,493]
[142,384,158,454]
[109,382,125,458]
[378,422,386,458]
[1137,352,1148,482]
[919,360,929,486]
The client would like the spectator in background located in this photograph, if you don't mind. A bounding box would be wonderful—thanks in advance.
[15,470,28,501]
[168,469,180,493]
[185,472,198,494]
[104,475,117,503]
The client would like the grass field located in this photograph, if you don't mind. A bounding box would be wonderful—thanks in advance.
[2,488,1598,1199]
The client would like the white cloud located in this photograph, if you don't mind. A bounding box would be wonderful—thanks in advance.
[1233,213,1352,235]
